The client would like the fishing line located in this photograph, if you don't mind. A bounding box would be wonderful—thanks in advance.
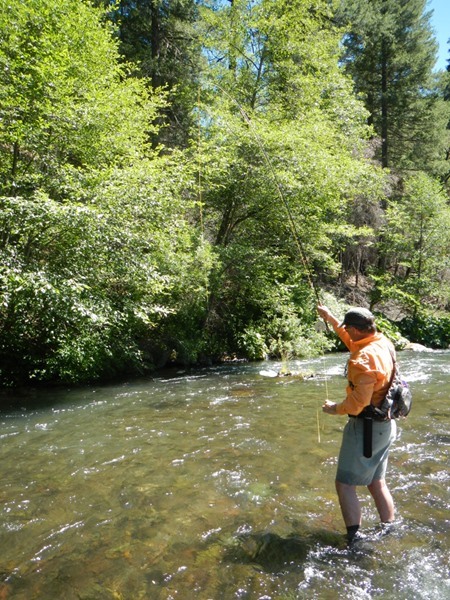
[163,13,343,444]
[216,86,323,307]
[197,86,204,234]
[173,39,326,315]
[204,85,330,441]
[179,14,333,424]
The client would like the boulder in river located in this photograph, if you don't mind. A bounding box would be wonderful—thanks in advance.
[403,342,433,352]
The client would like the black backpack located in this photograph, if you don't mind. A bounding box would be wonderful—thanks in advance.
[375,350,412,420]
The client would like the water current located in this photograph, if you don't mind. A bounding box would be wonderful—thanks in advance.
[1,350,449,599]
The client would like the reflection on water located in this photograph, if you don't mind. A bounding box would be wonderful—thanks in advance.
[0,351,449,599]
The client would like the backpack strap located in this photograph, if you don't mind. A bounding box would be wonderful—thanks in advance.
[368,346,397,421]
[387,347,397,387]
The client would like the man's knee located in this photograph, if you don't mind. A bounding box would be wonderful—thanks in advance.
[335,479,346,494]
[335,480,356,498]
[367,478,386,493]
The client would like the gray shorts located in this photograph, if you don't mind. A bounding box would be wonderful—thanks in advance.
[336,417,397,486]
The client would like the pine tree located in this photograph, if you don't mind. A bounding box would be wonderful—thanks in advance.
[337,0,446,175]
[444,43,450,184]
[94,0,201,147]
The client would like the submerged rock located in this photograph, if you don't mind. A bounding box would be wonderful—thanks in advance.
[225,528,343,572]
[238,532,309,568]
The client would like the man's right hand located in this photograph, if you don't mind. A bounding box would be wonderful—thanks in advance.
[317,304,332,323]
[322,400,338,415]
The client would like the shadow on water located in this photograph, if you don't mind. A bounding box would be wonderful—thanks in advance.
[0,362,257,412]
[223,527,346,573]
[221,517,449,595]
[0,384,101,412]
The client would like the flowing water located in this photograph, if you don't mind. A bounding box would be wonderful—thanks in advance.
[0,350,449,599]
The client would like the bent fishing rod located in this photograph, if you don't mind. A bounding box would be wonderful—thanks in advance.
[200,85,330,440]
[167,36,325,312]
[213,85,327,320]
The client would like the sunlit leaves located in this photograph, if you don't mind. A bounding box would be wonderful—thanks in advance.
[379,173,450,310]
[0,0,163,198]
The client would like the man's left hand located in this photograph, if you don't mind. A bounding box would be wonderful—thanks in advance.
[322,400,337,415]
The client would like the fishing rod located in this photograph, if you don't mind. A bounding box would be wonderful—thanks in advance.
[214,85,326,313]
[169,36,324,309]
[208,87,331,442]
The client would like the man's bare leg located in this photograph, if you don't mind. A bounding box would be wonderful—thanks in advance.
[335,480,361,540]
[367,478,395,523]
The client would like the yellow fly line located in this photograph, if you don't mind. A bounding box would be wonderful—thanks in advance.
[199,84,330,442]
[222,91,330,443]
[197,87,204,234]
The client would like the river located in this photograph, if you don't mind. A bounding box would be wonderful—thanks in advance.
[1,350,449,599]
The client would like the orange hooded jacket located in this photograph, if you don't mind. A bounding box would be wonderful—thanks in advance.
[332,324,395,416]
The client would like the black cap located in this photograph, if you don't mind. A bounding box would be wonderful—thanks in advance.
[339,307,375,329]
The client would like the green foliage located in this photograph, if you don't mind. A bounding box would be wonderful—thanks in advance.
[0,0,162,198]
[375,173,450,311]
[0,0,210,385]
[0,196,135,383]
[0,0,449,387]
[0,196,141,383]
[240,285,331,361]
[399,314,450,349]
[372,314,408,349]
[200,243,334,362]
[196,0,385,303]
[369,272,421,315]
[0,149,211,384]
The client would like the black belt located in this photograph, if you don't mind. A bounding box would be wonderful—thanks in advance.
[349,408,387,422]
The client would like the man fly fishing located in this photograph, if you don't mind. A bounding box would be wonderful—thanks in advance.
[317,305,397,544]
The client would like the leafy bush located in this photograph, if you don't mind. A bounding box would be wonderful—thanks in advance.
[373,314,409,349]
[232,276,334,361]
[0,184,209,384]
[0,196,146,384]
[399,314,450,349]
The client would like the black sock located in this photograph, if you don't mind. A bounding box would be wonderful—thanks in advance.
[346,524,360,541]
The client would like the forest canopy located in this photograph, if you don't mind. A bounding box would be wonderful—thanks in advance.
[0,0,449,385]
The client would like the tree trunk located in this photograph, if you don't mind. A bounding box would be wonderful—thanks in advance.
[381,37,388,169]
[150,2,161,87]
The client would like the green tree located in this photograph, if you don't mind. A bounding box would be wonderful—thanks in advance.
[193,0,386,358]
[0,0,164,200]
[374,173,450,313]
[337,0,447,176]
[94,0,202,147]
[443,47,450,186]
[0,0,211,384]
[0,155,211,384]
